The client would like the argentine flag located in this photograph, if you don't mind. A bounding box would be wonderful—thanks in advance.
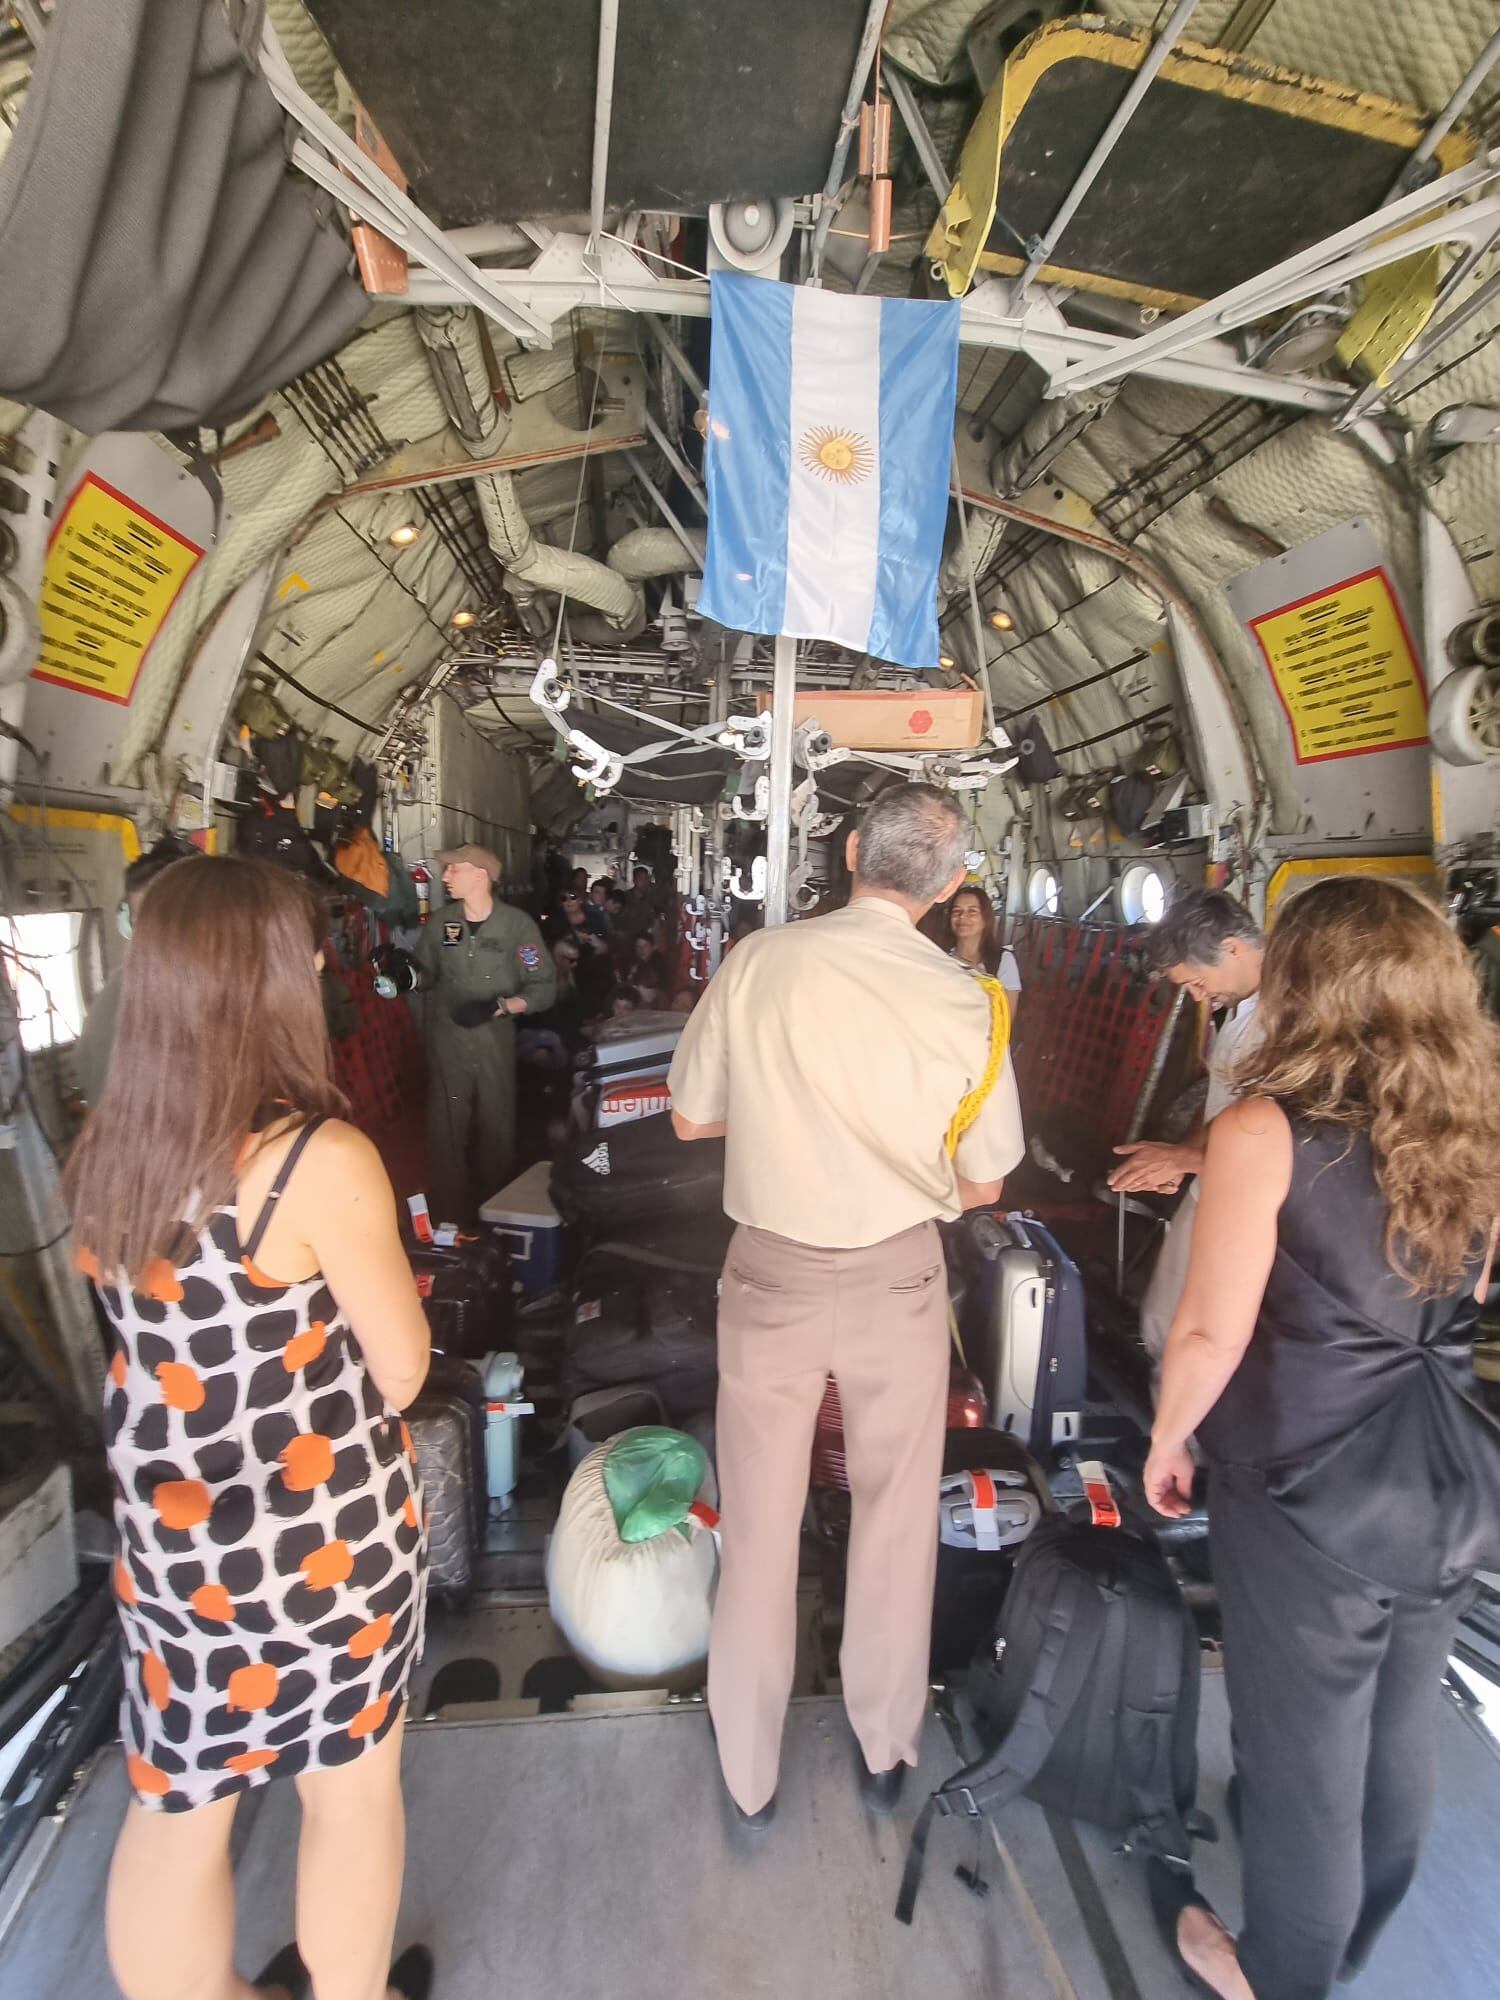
[698,272,961,670]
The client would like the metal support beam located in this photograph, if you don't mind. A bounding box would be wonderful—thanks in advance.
[884,68,951,206]
[643,313,707,403]
[643,410,708,512]
[951,445,997,742]
[1049,151,1500,397]
[622,451,705,565]
[400,235,1360,412]
[261,16,554,347]
[1386,28,1500,203]
[1011,0,1202,308]
[764,636,798,925]
[589,0,621,246]
[808,0,890,284]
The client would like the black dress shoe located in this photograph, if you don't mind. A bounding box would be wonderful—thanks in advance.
[860,1762,908,1815]
[388,1943,435,2000]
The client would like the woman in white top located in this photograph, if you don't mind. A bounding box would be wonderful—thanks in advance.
[945,885,1022,1017]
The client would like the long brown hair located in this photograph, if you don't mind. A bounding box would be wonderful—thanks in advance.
[1235,875,1500,1293]
[66,857,346,1279]
[945,885,1001,974]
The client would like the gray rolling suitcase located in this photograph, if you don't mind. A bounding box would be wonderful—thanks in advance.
[964,1213,1087,1461]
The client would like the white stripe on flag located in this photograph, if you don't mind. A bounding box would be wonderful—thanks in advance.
[784,287,882,652]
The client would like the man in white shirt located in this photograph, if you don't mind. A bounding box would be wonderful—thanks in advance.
[669,785,1023,1826]
[1109,890,1264,1364]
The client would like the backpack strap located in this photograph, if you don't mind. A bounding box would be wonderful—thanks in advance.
[896,1558,1110,1926]
[1116,1587,1199,1870]
[242,1117,329,1264]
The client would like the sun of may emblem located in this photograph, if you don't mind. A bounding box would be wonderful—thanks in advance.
[799,426,874,485]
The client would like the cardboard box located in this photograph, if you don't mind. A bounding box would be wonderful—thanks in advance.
[756,686,984,751]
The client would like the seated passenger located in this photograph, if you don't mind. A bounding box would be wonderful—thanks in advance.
[1144,877,1500,2000]
[944,884,1022,1018]
[518,937,591,1071]
[66,855,432,2000]
[628,934,670,1008]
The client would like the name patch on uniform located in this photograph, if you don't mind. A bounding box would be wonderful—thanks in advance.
[518,942,541,970]
[442,920,463,946]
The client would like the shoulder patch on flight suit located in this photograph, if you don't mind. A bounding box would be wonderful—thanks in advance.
[518,942,542,970]
[442,920,462,946]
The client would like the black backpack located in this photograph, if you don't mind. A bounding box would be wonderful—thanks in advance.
[897,1518,1210,1924]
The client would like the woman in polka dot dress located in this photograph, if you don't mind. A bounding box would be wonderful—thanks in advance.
[66,857,434,2000]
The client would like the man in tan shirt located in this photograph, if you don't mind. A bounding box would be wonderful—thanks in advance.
[669,783,1024,1825]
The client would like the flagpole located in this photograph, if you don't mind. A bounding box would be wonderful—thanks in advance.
[764,634,798,926]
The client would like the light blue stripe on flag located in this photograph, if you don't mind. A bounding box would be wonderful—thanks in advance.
[866,295,962,670]
[698,272,794,637]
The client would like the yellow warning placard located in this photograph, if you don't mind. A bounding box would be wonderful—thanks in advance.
[1248,566,1428,765]
[33,473,203,705]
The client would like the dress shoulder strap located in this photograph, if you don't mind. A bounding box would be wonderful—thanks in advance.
[242,1116,330,1262]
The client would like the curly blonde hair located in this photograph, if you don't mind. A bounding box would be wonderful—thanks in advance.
[1234,875,1500,1294]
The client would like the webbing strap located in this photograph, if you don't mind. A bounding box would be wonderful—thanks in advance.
[945,974,1010,1160]
[243,1117,328,1262]
[896,1563,1109,1925]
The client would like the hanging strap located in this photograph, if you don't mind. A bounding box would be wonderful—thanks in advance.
[1115,1585,1199,1870]
[896,1560,1110,1925]
[946,974,1010,1160]
[243,1117,330,1263]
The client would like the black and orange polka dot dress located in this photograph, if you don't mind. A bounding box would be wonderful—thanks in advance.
[93,1119,427,1812]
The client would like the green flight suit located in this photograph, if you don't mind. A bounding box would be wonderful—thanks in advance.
[414,898,556,1222]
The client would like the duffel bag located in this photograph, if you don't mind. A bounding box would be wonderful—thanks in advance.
[550,1115,724,1233]
[564,1256,718,1423]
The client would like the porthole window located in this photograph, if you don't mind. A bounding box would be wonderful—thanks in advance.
[1121,862,1167,925]
[1028,866,1060,918]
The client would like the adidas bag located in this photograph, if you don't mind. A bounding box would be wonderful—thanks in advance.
[551,1116,725,1233]
[898,1518,1210,1924]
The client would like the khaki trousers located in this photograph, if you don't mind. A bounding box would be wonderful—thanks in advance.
[708,1220,950,1814]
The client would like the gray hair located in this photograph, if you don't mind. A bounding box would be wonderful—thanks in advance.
[855,783,967,905]
[1146,887,1261,972]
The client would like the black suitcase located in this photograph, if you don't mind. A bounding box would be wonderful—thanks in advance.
[551,1116,725,1233]
[564,1250,718,1422]
[405,1230,513,1357]
[408,1353,485,1604]
[930,1427,1051,1677]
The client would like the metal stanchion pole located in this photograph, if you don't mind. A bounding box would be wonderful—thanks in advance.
[764,634,797,925]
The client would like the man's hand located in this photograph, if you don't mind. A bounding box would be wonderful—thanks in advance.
[1108,1139,1204,1195]
[501,996,529,1016]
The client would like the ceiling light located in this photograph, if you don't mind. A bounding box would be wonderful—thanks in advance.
[451,608,477,628]
[388,522,420,547]
[988,608,1014,632]
[939,651,956,669]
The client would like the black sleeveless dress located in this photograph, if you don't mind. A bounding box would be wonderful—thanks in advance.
[1198,1117,1499,1598]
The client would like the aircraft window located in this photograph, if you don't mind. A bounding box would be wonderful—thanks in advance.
[1028,866,1060,917]
[1120,863,1167,925]
[1,913,85,1051]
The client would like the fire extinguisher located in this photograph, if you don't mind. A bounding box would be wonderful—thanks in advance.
[411,859,432,923]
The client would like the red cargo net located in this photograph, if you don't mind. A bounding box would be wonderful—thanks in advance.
[325,910,423,1148]
[1009,918,1177,1155]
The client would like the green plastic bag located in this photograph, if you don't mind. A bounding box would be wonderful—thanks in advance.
[602,1427,708,1545]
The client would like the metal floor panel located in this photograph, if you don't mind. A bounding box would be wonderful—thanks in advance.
[3,1675,1499,2000]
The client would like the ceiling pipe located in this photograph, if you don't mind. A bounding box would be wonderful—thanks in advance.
[1386,28,1500,203]
[808,0,891,285]
[590,0,621,248]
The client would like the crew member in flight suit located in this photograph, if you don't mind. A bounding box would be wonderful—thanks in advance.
[410,844,555,1222]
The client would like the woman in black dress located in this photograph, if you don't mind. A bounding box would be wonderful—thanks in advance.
[1145,877,1500,2000]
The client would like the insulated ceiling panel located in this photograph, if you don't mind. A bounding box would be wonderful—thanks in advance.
[304,0,872,224]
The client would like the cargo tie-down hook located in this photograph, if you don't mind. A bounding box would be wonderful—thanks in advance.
[564,729,623,795]
[530,658,571,720]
